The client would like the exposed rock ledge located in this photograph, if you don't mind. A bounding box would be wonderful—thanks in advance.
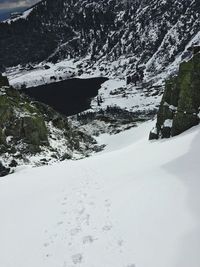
[150,52,200,140]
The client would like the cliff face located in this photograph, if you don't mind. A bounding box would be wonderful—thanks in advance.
[149,51,200,139]
[0,0,199,79]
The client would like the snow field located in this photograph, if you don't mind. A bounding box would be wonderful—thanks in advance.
[0,121,200,267]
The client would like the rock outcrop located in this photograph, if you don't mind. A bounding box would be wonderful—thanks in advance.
[0,73,9,87]
[149,51,200,139]
[0,161,10,177]
[0,74,99,171]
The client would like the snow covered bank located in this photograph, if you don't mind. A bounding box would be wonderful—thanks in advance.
[91,79,162,113]
[6,60,78,89]
[0,121,200,267]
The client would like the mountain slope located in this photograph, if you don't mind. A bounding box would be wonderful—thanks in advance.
[0,0,200,81]
[0,74,100,171]
[1,121,200,267]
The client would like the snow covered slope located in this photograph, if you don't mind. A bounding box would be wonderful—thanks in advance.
[1,121,200,267]
[90,79,162,113]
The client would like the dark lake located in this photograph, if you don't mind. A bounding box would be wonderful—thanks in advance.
[23,77,108,116]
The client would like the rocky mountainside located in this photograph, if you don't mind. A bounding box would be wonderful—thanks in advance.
[0,74,101,174]
[0,0,199,165]
[149,49,200,139]
[0,0,199,81]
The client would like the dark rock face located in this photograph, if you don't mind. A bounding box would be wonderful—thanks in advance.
[0,74,9,87]
[149,52,200,139]
[22,116,49,146]
[0,0,199,77]
[0,86,49,154]
[0,162,10,177]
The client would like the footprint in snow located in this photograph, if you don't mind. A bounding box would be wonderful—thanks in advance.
[102,224,113,231]
[105,199,112,212]
[57,221,64,226]
[70,227,81,236]
[79,213,90,226]
[105,199,111,207]
[43,242,50,247]
[82,235,96,244]
[84,214,90,225]
[118,239,124,247]
[72,253,83,264]
[78,207,85,215]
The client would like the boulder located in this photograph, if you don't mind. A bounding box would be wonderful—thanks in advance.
[22,116,48,146]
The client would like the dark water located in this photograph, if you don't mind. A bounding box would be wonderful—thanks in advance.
[23,77,108,116]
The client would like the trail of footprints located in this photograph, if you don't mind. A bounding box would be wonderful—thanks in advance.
[43,177,135,267]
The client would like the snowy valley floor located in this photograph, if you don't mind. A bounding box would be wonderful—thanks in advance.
[0,121,200,267]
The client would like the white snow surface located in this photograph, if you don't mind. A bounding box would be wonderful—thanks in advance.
[6,60,78,89]
[1,121,200,267]
[91,79,161,112]
[163,119,173,128]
